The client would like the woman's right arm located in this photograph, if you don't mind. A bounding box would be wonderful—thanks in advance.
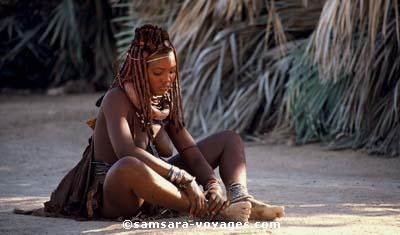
[102,89,171,178]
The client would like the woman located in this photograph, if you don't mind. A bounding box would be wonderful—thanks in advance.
[43,24,284,222]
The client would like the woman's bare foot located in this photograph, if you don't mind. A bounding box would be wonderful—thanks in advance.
[216,201,252,222]
[248,198,284,221]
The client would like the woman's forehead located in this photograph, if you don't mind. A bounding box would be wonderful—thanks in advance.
[147,51,176,68]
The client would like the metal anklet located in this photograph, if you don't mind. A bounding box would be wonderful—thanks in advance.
[228,182,253,203]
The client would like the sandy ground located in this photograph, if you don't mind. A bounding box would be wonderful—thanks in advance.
[0,94,399,235]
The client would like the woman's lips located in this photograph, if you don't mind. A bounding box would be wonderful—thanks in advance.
[159,87,169,93]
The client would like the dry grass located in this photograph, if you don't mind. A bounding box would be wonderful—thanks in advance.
[111,0,400,156]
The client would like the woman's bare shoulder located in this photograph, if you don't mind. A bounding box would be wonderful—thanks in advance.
[101,87,132,114]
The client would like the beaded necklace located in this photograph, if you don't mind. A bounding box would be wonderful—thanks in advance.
[135,92,171,160]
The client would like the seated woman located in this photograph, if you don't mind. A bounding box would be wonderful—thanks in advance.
[43,24,284,222]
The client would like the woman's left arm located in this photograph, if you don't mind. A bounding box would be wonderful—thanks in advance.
[166,125,218,187]
[167,125,229,218]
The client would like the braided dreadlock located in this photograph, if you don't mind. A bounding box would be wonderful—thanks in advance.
[111,24,185,135]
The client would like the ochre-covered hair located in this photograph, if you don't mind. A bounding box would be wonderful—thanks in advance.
[111,24,185,133]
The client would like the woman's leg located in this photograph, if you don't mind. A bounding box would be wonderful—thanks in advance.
[168,130,247,187]
[101,157,190,218]
[168,130,284,220]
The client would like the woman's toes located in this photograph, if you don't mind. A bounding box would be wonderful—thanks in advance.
[249,204,285,221]
[276,206,285,218]
[218,201,252,222]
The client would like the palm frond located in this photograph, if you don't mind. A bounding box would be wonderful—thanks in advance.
[2,0,394,156]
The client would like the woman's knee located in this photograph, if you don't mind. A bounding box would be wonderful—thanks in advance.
[220,130,244,147]
[111,156,149,177]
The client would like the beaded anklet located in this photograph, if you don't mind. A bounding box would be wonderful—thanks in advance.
[228,182,253,203]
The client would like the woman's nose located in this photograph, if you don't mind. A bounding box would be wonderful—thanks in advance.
[168,73,176,82]
[163,75,172,86]
[166,75,172,82]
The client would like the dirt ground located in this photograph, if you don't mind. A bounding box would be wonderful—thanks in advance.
[0,94,399,235]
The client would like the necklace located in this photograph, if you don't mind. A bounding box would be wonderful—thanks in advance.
[151,95,163,109]
[151,93,171,110]
[134,95,170,162]
[135,111,162,159]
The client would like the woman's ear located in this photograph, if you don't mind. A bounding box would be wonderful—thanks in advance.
[123,81,140,109]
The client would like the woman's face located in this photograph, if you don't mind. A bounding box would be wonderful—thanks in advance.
[147,51,177,96]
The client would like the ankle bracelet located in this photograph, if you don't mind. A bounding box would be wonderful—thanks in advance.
[228,182,253,203]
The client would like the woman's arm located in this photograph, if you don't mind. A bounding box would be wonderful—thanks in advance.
[166,126,229,219]
[166,125,218,187]
[102,89,171,178]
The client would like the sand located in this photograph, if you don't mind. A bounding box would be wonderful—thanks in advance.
[0,94,399,234]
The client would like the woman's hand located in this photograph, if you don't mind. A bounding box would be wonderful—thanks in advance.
[205,183,228,219]
[183,180,208,219]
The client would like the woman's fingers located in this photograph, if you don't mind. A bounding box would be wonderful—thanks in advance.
[221,200,230,211]
[211,199,225,219]
[194,194,208,218]
[189,195,197,218]
[200,197,209,218]
[208,194,219,215]
[189,202,196,217]
[198,197,206,218]
[185,180,209,218]
[194,196,202,217]
[209,195,226,220]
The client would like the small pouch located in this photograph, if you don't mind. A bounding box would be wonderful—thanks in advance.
[86,118,97,130]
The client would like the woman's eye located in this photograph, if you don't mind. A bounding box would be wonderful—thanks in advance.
[153,70,163,76]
